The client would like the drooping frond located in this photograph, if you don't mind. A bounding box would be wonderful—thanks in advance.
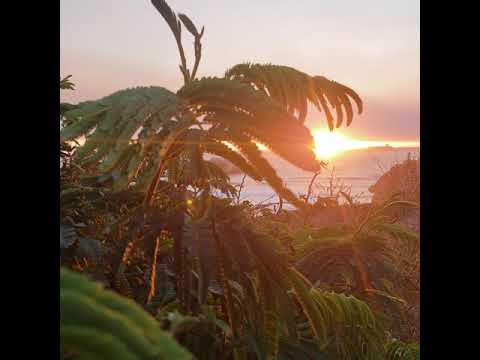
[286,267,328,348]
[203,140,263,181]
[204,109,319,173]
[178,77,321,173]
[225,63,362,129]
[210,128,308,209]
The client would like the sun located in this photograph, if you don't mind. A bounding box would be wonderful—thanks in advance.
[313,130,355,159]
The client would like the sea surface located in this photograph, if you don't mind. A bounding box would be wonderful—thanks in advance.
[225,147,420,208]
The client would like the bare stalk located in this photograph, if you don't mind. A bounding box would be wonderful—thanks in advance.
[305,171,321,204]
[235,174,247,205]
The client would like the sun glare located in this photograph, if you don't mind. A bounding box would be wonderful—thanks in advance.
[313,131,354,158]
[312,130,419,159]
[222,132,418,160]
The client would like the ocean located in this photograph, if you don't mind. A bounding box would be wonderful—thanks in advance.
[226,147,420,208]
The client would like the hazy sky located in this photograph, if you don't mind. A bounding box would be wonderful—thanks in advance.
[61,0,419,142]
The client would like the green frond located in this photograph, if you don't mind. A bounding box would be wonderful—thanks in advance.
[61,87,180,189]
[285,267,328,348]
[225,63,362,128]
[60,267,193,360]
[372,223,419,247]
[310,289,386,359]
[386,340,420,360]
[63,86,179,139]
[61,325,139,360]
[260,273,280,360]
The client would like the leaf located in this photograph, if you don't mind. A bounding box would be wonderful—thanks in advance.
[178,13,199,37]
[285,267,328,348]
[151,0,180,38]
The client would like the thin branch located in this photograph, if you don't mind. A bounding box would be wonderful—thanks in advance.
[305,170,321,204]
[174,32,190,84]
[276,195,283,214]
[235,173,247,205]
[146,236,161,304]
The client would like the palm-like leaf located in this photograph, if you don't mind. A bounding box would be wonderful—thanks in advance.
[225,63,362,129]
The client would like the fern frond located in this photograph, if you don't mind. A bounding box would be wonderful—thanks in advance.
[386,340,420,360]
[225,63,362,128]
[60,267,192,359]
[212,129,308,210]
[260,273,280,360]
[285,267,328,348]
[310,289,386,359]
[204,109,319,173]
[61,325,139,360]
[203,140,263,181]
[61,87,180,188]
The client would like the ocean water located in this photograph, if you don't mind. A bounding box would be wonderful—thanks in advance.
[227,147,420,208]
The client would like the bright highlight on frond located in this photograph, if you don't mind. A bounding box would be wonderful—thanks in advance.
[222,141,268,152]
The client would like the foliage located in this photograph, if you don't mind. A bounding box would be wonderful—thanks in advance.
[225,63,362,129]
[60,267,192,359]
[293,196,420,342]
[386,340,420,360]
[59,0,420,359]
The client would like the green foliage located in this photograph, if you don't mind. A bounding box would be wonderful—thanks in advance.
[60,267,192,360]
[386,340,420,360]
[310,289,386,359]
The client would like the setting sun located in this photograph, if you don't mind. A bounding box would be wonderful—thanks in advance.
[313,130,419,159]
[313,131,354,158]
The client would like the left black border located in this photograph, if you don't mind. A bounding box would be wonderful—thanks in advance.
[5,1,59,357]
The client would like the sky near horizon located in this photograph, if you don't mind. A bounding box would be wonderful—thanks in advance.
[60,0,419,143]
